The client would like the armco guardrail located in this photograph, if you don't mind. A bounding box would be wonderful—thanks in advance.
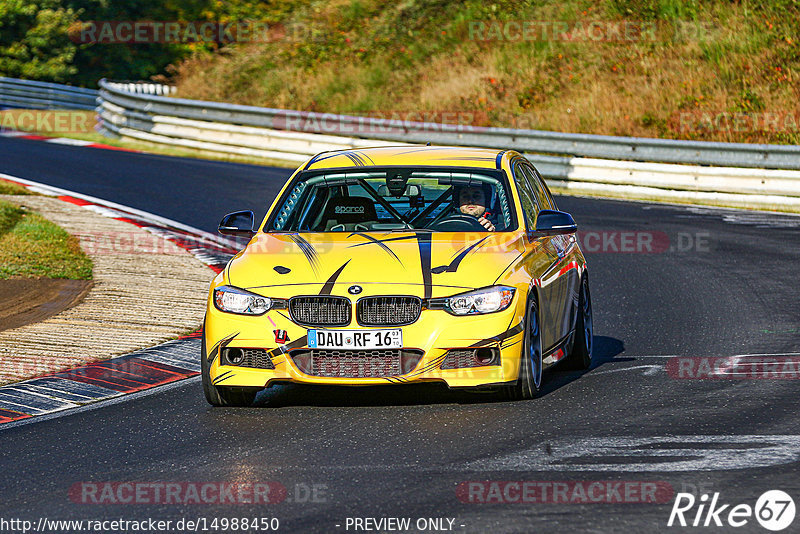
[4,77,800,210]
[97,79,800,171]
[96,78,800,210]
[0,77,98,110]
[99,81,176,96]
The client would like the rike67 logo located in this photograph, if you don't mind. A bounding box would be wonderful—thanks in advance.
[668,490,796,531]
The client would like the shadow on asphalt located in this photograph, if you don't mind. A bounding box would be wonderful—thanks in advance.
[591,335,627,366]
[247,335,625,408]
[539,335,626,397]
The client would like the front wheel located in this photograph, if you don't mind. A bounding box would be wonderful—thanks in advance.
[563,273,593,370]
[201,323,259,407]
[503,297,543,401]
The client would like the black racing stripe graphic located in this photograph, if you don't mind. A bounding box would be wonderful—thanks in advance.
[348,232,403,265]
[348,234,419,247]
[212,370,233,385]
[342,152,359,166]
[338,151,365,167]
[349,151,370,166]
[416,232,433,300]
[207,341,221,365]
[354,150,375,165]
[493,251,523,284]
[288,234,320,275]
[275,310,291,321]
[408,354,447,377]
[501,339,522,350]
[405,353,446,377]
[207,333,238,364]
[431,236,490,274]
[306,151,344,167]
[468,322,524,348]
[268,335,308,359]
[304,151,327,169]
[348,152,363,166]
[319,260,350,295]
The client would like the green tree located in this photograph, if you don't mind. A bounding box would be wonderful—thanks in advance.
[0,0,79,82]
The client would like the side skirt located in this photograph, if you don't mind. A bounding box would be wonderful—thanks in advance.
[542,331,575,369]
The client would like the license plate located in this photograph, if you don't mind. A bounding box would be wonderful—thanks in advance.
[308,329,402,349]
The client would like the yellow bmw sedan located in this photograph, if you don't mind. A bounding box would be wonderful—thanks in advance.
[202,146,592,406]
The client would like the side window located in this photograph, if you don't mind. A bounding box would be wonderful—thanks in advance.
[520,163,554,211]
[528,164,559,210]
[512,161,539,231]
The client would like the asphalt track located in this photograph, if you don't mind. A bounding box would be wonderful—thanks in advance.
[1,136,800,533]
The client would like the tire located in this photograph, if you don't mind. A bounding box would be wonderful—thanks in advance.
[563,273,593,370]
[201,323,258,407]
[503,296,543,401]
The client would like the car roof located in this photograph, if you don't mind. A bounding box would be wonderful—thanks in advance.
[303,146,514,171]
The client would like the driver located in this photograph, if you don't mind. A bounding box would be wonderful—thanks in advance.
[457,186,496,231]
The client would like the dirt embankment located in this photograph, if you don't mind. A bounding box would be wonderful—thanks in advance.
[0,278,93,332]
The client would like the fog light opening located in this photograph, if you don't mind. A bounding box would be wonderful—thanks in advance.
[475,348,496,366]
[226,348,244,365]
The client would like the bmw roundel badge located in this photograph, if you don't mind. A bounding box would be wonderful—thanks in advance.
[348,285,362,295]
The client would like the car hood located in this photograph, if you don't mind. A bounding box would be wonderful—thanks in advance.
[227,231,527,296]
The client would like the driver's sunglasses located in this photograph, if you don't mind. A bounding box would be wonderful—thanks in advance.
[460,190,485,202]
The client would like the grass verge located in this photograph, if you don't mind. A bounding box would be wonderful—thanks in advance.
[0,180,32,195]
[171,0,800,146]
[0,200,93,280]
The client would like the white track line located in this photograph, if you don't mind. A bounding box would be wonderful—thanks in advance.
[590,365,662,376]
[0,377,201,432]
[0,174,215,429]
[620,352,800,359]
[0,172,238,249]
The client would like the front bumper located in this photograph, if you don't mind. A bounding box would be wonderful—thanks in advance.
[204,289,526,389]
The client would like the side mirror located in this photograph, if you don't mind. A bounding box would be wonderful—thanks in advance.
[532,210,577,237]
[218,210,255,237]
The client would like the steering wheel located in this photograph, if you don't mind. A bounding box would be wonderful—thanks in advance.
[428,214,487,231]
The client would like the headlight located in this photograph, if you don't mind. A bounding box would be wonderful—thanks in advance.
[214,285,271,315]
[444,286,515,315]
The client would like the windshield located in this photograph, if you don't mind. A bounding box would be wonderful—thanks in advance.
[267,168,517,232]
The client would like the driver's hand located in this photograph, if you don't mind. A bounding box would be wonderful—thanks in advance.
[478,216,495,231]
